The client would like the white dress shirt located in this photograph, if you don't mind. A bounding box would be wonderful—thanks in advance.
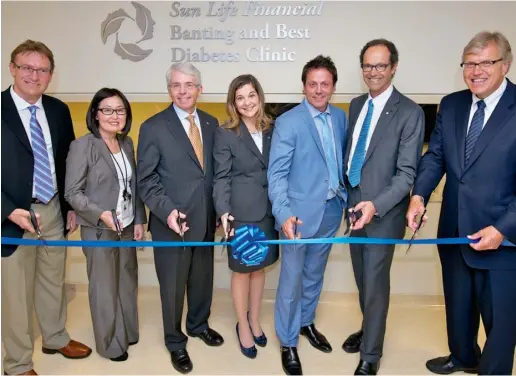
[10,86,58,196]
[347,85,394,173]
[249,130,263,153]
[468,78,507,132]
[173,103,204,144]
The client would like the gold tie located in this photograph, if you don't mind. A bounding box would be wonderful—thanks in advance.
[187,114,203,169]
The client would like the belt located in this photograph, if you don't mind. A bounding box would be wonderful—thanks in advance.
[31,194,56,204]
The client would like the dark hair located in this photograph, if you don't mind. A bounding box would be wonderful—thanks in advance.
[360,39,399,66]
[11,40,55,72]
[301,55,338,85]
[86,88,132,138]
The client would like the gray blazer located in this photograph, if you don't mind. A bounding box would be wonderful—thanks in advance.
[344,88,425,238]
[213,123,273,222]
[136,104,218,241]
[65,133,147,229]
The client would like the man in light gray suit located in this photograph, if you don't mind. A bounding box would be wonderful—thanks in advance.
[341,39,425,375]
[137,62,223,374]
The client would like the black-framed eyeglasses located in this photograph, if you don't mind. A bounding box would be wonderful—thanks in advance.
[98,108,127,116]
[460,58,503,70]
[12,63,52,75]
[406,208,427,253]
[361,63,390,72]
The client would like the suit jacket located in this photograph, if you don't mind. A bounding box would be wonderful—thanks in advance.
[413,79,516,270]
[344,88,425,238]
[1,87,75,257]
[212,122,273,222]
[268,100,347,238]
[64,133,147,229]
[137,104,218,241]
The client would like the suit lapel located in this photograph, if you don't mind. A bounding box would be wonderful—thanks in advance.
[239,122,265,166]
[463,81,516,173]
[263,127,272,167]
[363,90,400,165]
[41,95,59,160]
[344,95,367,168]
[164,104,203,171]
[120,137,135,173]
[1,88,32,154]
[299,104,325,159]
[198,111,213,172]
[93,137,118,177]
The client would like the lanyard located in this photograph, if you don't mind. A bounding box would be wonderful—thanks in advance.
[105,138,131,202]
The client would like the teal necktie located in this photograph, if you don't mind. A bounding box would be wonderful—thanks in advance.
[318,112,339,193]
[348,100,374,187]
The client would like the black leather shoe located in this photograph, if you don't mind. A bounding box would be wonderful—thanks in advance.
[170,349,193,374]
[187,327,224,347]
[300,324,332,353]
[281,347,302,375]
[342,330,363,353]
[354,359,380,375]
[426,356,478,375]
[109,351,128,362]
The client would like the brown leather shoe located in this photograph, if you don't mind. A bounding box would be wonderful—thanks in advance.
[4,370,38,375]
[42,339,92,359]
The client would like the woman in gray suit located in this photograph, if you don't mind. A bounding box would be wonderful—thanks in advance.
[213,75,279,358]
[65,88,147,362]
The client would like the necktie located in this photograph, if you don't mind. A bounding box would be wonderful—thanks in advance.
[348,99,374,187]
[29,106,54,203]
[319,112,339,193]
[187,114,203,169]
[465,100,486,165]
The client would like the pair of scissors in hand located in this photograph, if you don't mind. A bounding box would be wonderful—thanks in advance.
[221,215,234,255]
[29,209,49,255]
[344,209,362,236]
[406,208,427,254]
[177,215,186,252]
[111,209,122,238]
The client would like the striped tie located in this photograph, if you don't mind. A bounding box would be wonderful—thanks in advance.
[348,99,374,187]
[29,106,54,203]
[465,100,485,165]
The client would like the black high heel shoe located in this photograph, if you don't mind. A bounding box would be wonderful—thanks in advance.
[236,323,257,359]
[248,311,267,347]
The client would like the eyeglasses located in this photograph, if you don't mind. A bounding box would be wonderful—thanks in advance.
[460,58,503,70]
[169,82,199,91]
[361,63,390,72]
[12,63,52,75]
[98,108,127,116]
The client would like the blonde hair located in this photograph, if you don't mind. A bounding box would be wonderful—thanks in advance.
[463,31,513,68]
[223,74,271,133]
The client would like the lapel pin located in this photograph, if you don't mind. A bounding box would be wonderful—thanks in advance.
[386,112,390,115]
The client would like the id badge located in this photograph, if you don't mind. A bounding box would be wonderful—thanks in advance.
[121,200,132,223]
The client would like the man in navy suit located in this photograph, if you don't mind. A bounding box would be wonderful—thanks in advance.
[268,55,347,375]
[407,31,516,375]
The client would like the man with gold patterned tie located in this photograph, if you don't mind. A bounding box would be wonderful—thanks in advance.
[137,62,223,374]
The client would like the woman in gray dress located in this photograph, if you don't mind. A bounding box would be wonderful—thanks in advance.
[213,74,279,358]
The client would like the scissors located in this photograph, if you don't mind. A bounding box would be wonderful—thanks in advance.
[406,208,427,254]
[344,209,362,236]
[29,208,49,255]
[111,209,122,238]
[221,215,234,255]
[177,215,186,252]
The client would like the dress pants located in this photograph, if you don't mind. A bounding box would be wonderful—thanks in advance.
[275,197,343,347]
[81,224,139,359]
[350,229,395,363]
[1,197,70,374]
[153,231,215,352]
[439,244,516,375]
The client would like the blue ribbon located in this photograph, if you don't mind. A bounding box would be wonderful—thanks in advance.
[1,224,514,248]
[230,225,269,267]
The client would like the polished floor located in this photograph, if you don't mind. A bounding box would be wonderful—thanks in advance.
[2,286,514,375]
